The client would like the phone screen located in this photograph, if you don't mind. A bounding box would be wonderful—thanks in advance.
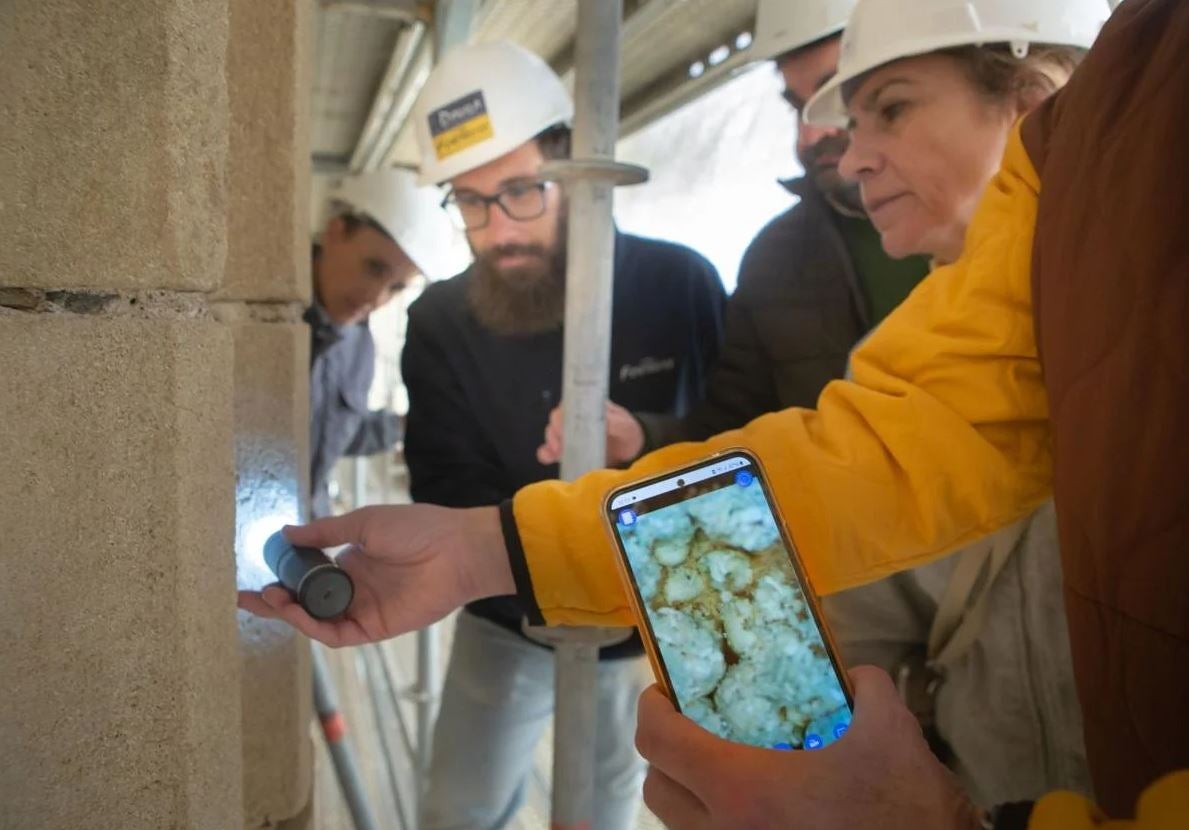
[608,452,852,750]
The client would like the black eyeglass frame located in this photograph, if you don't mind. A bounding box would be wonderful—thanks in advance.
[440,179,555,230]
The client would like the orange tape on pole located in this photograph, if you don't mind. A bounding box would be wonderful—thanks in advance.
[320,711,347,744]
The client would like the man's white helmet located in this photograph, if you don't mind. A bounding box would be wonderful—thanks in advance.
[328,168,462,280]
[752,0,857,62]
[804,0,1111,127]
[412,41,574,186]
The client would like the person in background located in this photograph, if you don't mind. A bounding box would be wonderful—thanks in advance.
[539,0,929,468]
[306,169,459,518]
[402,41,726,830]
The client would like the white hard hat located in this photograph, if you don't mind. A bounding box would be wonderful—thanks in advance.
[329,168,461,280]
[804,0,1110,127]
[752,0,857,62]
[412,41,574,186]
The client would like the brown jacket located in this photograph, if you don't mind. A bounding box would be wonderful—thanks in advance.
[1022,0,1189,815]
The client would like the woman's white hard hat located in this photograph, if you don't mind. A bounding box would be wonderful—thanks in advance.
[804,0,1111,128]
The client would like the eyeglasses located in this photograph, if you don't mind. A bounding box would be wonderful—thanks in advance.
[442,179,553,231]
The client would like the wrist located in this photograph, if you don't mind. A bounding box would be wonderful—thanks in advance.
[461,506,515,598]
[624,412,646,460]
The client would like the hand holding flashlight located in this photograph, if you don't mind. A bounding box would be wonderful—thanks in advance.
[237,505,514,647]
[263,530,354,620]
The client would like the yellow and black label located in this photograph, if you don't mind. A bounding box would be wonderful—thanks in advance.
[428,90,494,161]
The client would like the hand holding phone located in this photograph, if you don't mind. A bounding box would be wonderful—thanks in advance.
[606,450,853,751]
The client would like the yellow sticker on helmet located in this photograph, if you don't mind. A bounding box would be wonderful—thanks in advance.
[429,90,494,161]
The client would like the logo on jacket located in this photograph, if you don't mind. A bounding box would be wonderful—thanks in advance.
[618,356,676,382]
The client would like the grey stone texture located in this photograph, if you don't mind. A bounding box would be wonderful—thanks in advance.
[220,0,314,304]
[0,316,242,830]
[0,1,230,292]
[1,2,317,826]
[231,322,313,827]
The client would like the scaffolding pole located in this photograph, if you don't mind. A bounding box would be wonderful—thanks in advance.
[414,623,439,826]
[534,0,648,826]
[313,645,382,830]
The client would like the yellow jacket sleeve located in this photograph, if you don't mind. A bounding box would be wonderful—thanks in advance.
[513,124,1052,627]
[1028,771,1189,829]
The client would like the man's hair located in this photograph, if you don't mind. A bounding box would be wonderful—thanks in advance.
[774,31,842,68]
[534,124,572,161]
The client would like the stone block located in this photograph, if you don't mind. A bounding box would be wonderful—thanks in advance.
[240,614,314,828]
[220,0,313,304]
[0,1,229,292]
[275,775,317,830]
[231,322,314,826]
[0,314,242,829]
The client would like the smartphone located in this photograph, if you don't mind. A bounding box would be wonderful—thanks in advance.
[604,449,853,751]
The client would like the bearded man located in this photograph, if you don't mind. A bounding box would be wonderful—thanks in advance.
[401,41,726,830]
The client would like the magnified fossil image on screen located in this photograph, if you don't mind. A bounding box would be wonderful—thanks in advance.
[619,477,851,750]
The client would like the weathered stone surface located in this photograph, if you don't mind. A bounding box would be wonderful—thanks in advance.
[220,0,313,303]
[231,322,314,826]
[275,775,317,830]
[0,315,242,829]
[240,614,314,828]
[0,1,229,291]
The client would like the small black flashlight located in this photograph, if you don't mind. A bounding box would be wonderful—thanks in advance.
[263,530,354,620]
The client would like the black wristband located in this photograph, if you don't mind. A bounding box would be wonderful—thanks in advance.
[498,500,545,626]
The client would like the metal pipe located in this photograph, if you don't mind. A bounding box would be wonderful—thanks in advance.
[361,647,413,830]
[312,645,382,830]
[414,624,440,826]
[373,643,417,765]
[549,2,630,827]
[321,0,422,22]
[364,53,433,171]
[550,637,604,828]
[350,22,428,172]
[353,456,368,509]
[558,3,622,479]
[350,0,481,172]
[362,30,433,172]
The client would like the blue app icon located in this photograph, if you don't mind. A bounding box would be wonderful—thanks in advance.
[735,470,754,488]
[804,734,823,750]
[772,742,793,751]
[618,509,637,527]
[833,723,849,740]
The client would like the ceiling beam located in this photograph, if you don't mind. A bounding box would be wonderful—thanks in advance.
[345,0,482,173]
[348,22,428,171]
[320,0,424,22]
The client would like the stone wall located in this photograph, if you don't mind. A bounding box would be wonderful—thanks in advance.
[0,1,314,827]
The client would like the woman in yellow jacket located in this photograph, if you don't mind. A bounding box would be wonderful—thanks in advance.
[240,0,1189,825]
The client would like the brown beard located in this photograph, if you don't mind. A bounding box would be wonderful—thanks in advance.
[466,221,568,338]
